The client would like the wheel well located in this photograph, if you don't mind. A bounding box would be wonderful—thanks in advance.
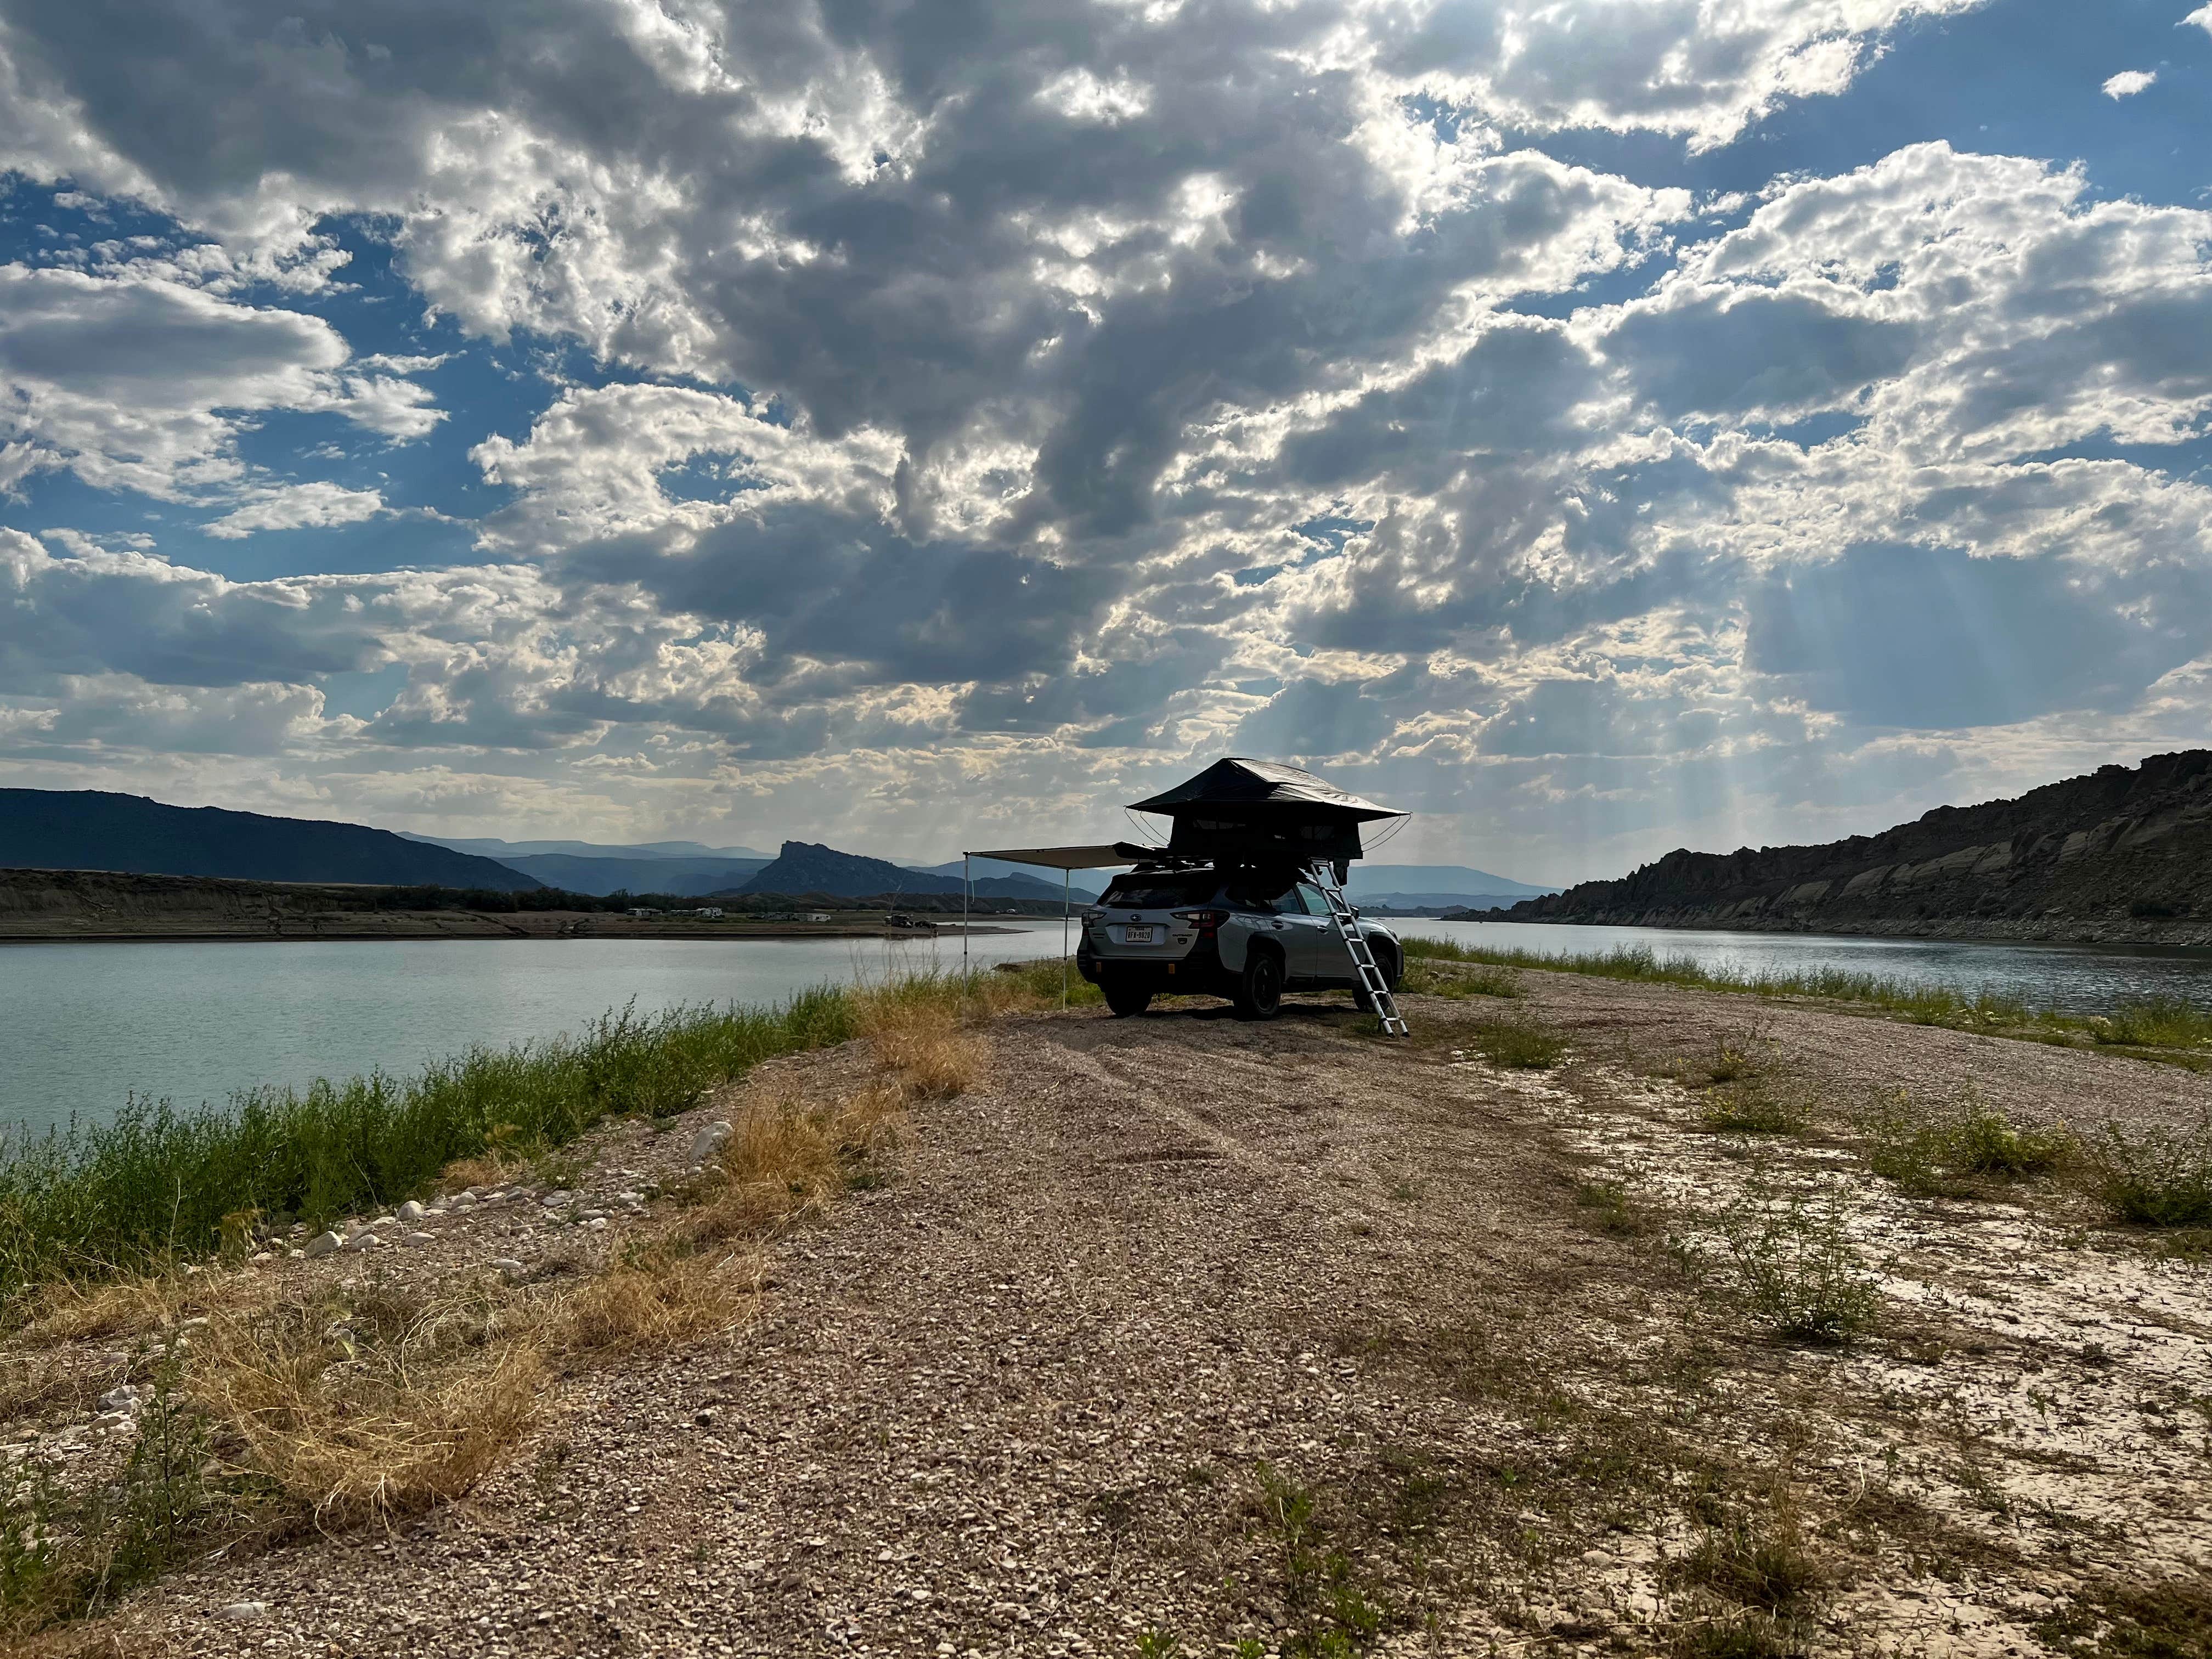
[1245,936,1285,967]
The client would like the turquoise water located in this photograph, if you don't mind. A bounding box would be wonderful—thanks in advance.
[0,926,1074,1136]
[3,922,2207,1137]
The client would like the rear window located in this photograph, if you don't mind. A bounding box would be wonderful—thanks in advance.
[1101,873,1218,909]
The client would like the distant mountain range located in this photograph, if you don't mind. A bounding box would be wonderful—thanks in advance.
[731,843,1085,903]
[1490,750,2212,945]
[0,790,1557,912]
[0,789,542,891]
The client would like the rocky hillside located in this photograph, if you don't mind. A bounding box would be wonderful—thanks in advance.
[1492,750,2212,945]
[0,789,541,891]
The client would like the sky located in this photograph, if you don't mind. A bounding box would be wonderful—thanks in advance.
[1,0,2209,882]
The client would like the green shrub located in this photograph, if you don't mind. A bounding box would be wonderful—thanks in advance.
[2078,1119,2212,1227]
[2092,996,2212,1050]
[1700,1086,1802,1135]
[1861,1090,2070,1196]
[1471,1017,1568,1070]
[1702,1184,1878,1343]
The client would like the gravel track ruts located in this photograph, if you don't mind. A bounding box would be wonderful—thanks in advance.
[71,972,2212,1657]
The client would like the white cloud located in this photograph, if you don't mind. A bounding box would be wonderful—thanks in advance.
[2102,69,2157,98]
[0,266,443,503]
[2185,6,2212,38]
[204,482,387,540]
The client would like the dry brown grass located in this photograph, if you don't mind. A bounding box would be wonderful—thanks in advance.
[15,1262,281,1347]
[857,995,986,1099]
[190,1288,542,1530]
[555,1242,757,1359]
[687,1079,905,1243]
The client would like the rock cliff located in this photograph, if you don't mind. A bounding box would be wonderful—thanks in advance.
[1488,751,2212,945]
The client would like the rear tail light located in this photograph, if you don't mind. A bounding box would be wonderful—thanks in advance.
[1172,908,1228,937]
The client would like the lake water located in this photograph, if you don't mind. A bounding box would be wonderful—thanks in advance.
[1397,919,2212,1015]
[0,924,1075,1136]
[4,920,2208,1137]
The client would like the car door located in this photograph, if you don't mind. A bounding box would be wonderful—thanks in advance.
[1293,881,1348,983]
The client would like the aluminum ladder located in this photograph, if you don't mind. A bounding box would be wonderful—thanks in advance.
[1308,863,1409,1037]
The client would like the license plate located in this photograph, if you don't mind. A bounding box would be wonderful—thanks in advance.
[1123,924,1156,943]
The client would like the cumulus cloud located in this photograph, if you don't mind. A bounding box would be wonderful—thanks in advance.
[2102,69,2157,97]
[0,264,442,505]
[0,0,2206,877]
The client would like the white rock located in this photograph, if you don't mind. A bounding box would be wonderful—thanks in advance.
[250,1251,274,1263]
[542,1190,573,1209]
[491,1257,526,1277]
[344,1232,379,1251]
[615,1190,642,1205]
[286,1248,305,1260]
[216,1600,268,1621]
[302,1231,342,1259]
[584,1217,608,1232]
[577,1209,607,1222]
[99,1384,141,1412]
[404,1232,435,1248]
[689,1121,733,1164]
[397,1200,426,1223]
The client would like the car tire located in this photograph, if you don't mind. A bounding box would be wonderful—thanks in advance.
[1232,946,1284,1020]
[1104,981,1154,1017]
[1353,943,1402,1011]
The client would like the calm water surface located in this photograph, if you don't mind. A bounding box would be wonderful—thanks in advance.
[0,925,1073,1136]
[1397,920,2212,1014]
[5,921,2209,1136]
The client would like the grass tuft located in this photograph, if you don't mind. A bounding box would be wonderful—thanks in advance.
[1859,1089,2070,1196]
[1691,1182,1879,1344]
[2076,1118,2212,1227]
[1469,1016,1569,1070]
[1400,936,2212,1058]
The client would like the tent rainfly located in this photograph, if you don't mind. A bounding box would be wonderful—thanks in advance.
[1126,757,1407,871]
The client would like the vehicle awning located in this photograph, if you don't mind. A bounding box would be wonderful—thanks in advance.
[963,842,1164,870]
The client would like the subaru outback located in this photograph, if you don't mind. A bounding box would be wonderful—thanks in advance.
[1074,866,1402,1019]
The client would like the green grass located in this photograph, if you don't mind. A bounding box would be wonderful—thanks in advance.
[1400,937,2212,1053]
[1692,1182,1880,1344]
[0,986,878,1297]
[1859,1089,2071,1195]
[1470,1017,1569,1070]
[2077,1118,2212,1227]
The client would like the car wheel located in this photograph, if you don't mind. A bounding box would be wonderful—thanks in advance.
[1353,944,1401,1010]
[1232,946,1284,1020]
[1104,981,1154,1017]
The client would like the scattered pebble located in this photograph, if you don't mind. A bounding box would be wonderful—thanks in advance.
[302,1231,341,1259]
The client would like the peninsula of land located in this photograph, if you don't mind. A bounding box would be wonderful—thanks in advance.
[1477,749,2212,946]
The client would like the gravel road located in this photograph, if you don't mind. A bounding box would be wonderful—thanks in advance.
[33,969,2212,1658]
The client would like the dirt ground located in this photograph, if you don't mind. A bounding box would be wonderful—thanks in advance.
[11,968,2211,1658]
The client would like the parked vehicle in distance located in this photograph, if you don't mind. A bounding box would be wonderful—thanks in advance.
[1074,865,1401,1019]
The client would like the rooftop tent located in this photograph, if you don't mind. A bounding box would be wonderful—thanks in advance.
[1126,758,1406,867]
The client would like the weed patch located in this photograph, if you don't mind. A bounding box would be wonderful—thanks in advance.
[1687,1182,1879,1344]
[1401,958,1523,1000]
[1470,1017,1568,1070]
[1859,1089,2071,1196]
[2078,1118,2212,1227]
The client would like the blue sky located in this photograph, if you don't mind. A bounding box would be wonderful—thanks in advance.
[1,0,2208,879]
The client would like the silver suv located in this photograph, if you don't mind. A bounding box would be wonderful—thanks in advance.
[1075,866,1402,1020]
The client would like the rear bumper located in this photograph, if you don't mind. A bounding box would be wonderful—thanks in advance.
[1080,936,1229,995]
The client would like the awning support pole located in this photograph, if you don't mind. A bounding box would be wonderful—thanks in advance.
[1062,867,1071,1009]
[962,854,970,980]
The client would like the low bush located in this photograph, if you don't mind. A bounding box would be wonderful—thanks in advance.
[1860,1090,2070,1196]
[1699,1086,1803,1135]
[1400,957,1523,1000]
[1698,1183,1878,1344]
[1471,1017,1568,1070]
[2091,996,2212,1050]
[2077,1118,2212,1227]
